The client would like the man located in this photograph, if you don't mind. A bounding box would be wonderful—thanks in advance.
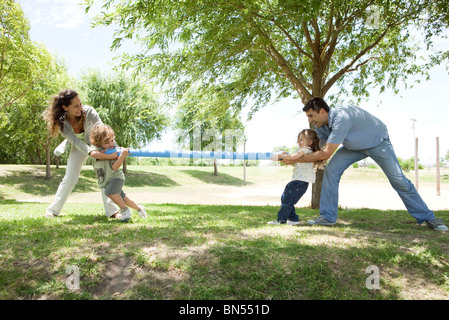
[281,97,447,231]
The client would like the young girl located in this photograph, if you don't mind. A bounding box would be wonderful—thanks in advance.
[88,123,147,222]
[268,129,324,225]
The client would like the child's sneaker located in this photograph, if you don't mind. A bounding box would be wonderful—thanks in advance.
[287,220,300,226]
[121,208,132,222]
[267,220,281,225]
[137,207,147,218]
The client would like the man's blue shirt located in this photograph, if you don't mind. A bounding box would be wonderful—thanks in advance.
[316,106,389,151]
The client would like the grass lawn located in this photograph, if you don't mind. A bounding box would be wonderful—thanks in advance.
[0,164,449,300]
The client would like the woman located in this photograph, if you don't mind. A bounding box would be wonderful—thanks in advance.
[43,89,120,218]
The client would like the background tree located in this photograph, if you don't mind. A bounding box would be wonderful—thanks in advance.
[80,70,169,172]
[174,84,245,174]
[0,0,51,114]
[398,157,424,172]
[86,0,449,207]
[0,57,74,178]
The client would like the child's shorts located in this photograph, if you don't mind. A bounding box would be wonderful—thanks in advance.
[104,178,126,199]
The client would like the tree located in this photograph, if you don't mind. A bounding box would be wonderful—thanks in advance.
[398,157,423,172]
[0,0,52,113]
[79,70,169,171]
[0,57,74,177]
[86,0,449,207]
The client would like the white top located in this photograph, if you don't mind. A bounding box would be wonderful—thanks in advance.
[291,147,315,183]
[58,105,117,156]
[61,105,103,156]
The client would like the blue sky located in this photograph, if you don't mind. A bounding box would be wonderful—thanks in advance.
[17,0,449,163]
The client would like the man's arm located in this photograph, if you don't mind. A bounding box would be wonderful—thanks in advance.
[281,143,339,165]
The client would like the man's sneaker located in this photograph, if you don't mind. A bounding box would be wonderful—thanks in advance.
[121,208,132,222]
[137,207,148,218]
[426,218,448,231]
[45,209,59,218]
[287,220,300,226]
[307,216,335,226]
[268,220,281,225]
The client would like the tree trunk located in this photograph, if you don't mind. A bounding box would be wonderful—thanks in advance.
[311,168,323,209]
[214,158,218,176]
[36,146,43,165]
[123,159,127,174]
[45,142,51,179]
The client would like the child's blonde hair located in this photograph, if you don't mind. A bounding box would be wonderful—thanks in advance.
[298,129,326,171]
[90,123,115,148]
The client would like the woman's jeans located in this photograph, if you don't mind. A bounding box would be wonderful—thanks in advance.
[47,145,118,217]
[277,180,309,223]
[320,138,435,224]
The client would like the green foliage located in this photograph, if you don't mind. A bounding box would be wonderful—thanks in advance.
[86,0,449,116]
[0,0,52,111]
[174,84,245,153]
[272,145,298,154]
[0,57,74,165]
[79,70,169,148]
[398,157,424,172]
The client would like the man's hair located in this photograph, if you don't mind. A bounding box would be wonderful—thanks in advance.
[302,97,330,113]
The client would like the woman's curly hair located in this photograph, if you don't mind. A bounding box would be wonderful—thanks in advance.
[42,89,84,137]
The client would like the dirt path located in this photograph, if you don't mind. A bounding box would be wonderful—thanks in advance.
[3,164,448,211]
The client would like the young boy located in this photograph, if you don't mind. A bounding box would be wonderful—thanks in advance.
[88,123,147,222]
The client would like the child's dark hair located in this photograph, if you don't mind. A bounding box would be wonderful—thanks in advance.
[298,129,326,170]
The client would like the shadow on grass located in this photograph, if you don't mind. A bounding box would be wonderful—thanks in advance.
[0,167,178,197]
[181,169,251,186]
[0,168,98,196]
[124,170,178,188]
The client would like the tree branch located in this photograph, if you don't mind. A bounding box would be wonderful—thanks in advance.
[302,21,319,59]
[346,56,379,72]
[264,44,312,102]
[322,25,391,95]
[270,19,314,61]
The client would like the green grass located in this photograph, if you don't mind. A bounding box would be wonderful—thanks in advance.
[1,200,449,300]
[1,164,449,300]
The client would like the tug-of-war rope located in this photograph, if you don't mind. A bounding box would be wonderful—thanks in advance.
[104,149,275,160]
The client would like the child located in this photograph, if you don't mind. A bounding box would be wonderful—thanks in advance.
[88,123,147,222]
[268,129,324,225]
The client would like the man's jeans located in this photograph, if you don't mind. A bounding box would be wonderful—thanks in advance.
[320,138,435,224]
[277,180,309,223]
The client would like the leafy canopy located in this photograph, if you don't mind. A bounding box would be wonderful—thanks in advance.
[79,70,169,148]
[86,0,449,117]
[0,0,52,112]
